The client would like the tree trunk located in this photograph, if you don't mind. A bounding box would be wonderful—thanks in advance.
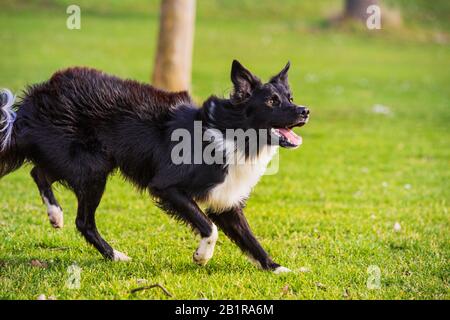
[152,0,196,92]
[344,0,379,21]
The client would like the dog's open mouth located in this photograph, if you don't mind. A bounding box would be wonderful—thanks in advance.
[271,127,302,148]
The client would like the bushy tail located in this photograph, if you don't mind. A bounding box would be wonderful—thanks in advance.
[0,88,24,178]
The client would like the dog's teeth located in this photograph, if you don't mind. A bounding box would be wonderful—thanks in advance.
[271,128,281,137]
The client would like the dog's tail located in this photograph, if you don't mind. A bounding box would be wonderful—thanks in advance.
[0,88,24,178]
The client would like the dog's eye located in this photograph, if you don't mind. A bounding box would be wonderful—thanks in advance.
[288,95,294,103]
[267,96,280,106]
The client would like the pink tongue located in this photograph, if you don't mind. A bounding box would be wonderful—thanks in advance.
[278,128,302,145]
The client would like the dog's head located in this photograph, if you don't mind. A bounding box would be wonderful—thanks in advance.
[231,60,309,148]
[224,60,309,149]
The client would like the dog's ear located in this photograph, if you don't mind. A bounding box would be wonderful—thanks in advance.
[270,61,290,88]
[230,60,261,103]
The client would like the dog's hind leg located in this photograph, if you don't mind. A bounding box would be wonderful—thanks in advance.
[74,176,130,261]
[153,187,218,266]
[209,207,291,274]
[31,166,64,228]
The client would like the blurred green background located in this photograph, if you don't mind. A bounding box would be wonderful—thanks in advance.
[0,0,448,299]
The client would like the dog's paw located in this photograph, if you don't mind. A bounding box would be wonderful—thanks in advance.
[47,205,63,229]
[273,266,292,274]
[193,224,218,266]
[113,250,132,262]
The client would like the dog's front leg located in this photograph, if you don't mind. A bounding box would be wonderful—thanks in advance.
[209,207,291,274]
[153,187,218,266]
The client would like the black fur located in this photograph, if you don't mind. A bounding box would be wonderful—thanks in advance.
[208,207,280,270]
[0,60,309,270]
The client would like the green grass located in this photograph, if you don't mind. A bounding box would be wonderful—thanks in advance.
[0,1,449,299]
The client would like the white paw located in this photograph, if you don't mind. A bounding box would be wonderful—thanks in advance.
[273,266,292,274]
[45,201,63,229]
[193,224,218,266]
[113,250,132,262]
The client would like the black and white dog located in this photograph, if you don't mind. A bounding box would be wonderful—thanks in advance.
[0,60,309,273]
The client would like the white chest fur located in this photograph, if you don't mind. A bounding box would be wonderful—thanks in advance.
[204,145,278,212]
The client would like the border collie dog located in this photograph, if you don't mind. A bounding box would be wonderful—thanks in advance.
[0,60,309,273]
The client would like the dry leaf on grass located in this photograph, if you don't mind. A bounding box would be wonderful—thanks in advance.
[343,288,350,298]
[315,282,326,290]
[30,259,48,268]
[281,284,290,295]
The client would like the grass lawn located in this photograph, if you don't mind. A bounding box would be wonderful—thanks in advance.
[0,1,449,299]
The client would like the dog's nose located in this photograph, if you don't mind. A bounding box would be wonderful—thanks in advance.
[298,106,310,116]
